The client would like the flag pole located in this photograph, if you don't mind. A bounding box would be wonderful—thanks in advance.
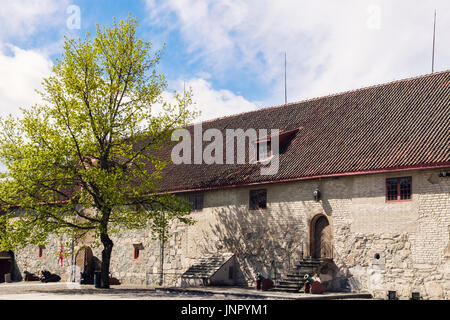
[284,52,287,104]
[432,10,436,73]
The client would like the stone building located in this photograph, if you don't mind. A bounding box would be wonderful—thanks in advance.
[2,71,449,299]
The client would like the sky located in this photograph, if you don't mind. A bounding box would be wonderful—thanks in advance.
[0,0,449,123]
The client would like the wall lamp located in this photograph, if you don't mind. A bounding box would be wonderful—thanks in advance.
[313,188,321,202]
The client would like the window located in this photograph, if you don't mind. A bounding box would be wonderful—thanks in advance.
[386,177,412,201]
[38,246,44,259]
[253,128,299,162]
[256,140,272,162]
[249,189,267,210]
[189,194,204,213]
[133,244,142,260]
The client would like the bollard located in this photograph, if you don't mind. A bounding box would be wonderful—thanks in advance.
[94,271,102,288]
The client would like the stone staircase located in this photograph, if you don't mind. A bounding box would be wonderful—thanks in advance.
[181,253,234,287]
[275,258,329,293]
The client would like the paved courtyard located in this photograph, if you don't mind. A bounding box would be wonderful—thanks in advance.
[0,282,373,300]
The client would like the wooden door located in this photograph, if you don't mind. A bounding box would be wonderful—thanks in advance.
[313,216,332,259]
[75,247,94,274]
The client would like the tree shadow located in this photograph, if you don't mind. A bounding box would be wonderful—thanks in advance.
[10,251,23,282]
[198,205,306,285]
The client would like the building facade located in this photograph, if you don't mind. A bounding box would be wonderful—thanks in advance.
[3,71,450,299]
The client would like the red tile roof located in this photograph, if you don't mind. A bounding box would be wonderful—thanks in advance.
[155,70,450,193]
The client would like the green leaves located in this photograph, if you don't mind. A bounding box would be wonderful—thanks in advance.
[0,16,196,252]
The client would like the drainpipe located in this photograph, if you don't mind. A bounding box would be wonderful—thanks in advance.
[71,238,75,282]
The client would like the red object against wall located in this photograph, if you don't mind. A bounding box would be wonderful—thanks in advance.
[304,282,311,293]
[261,279,274,291]
[310,281,326,294]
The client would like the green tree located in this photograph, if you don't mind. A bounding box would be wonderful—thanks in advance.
[0,17,196,288]
[148,208,194,286]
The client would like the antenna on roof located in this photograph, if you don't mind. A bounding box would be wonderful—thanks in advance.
[183,81,186,108]
[284,51,287,104]
[432,9,437,73]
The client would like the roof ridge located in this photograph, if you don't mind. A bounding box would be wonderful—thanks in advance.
[192,69,450,126]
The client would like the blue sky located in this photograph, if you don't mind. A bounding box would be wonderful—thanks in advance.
[0,0,449,123]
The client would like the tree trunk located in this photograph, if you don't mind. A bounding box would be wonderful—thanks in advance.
[159,236,164,286]
[100,232,113,289]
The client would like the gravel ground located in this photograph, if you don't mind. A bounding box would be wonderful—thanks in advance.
[0,283,266,300]
[0,282,374,300]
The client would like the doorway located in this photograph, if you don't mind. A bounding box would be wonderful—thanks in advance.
[310,215,332,259]
[0,252,11,283]
[75,246,94,284]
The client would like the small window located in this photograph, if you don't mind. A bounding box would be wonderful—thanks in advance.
[249,189,267,210]
[133,244,142,260]
[38,246,44,258]
[256,141,272,162]
[386,177,412,201]
[189,194,204,213]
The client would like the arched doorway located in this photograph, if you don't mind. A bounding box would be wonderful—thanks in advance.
[0,251,12,283]
[75,246,94,284]
[310,215,332,259]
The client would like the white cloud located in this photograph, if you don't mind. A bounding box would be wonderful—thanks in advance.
[0,45,53,118]
[0,1,73,118]
[186,78,257,122]
[154,78,257,122]
[146,0,450,106]
[0,0,70,41]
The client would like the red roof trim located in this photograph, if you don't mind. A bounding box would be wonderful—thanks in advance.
[163,162,450,194]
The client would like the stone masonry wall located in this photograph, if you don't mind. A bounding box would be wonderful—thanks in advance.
[332,169,449,299]
[12,168,449,299]
[14,235,72,281]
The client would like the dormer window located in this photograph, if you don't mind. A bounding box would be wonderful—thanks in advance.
[256,140,272,162]
[252,127,300,163]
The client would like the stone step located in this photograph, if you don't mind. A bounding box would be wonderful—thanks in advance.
[183,266,223,272]
[191,260,225,264]
[276,280,302,288]
[275,258,328,293]
[285,274,308,281]
[181,253,234,284]
[273,285,302,293]
[278,281,305,287]
[294,269,316,274]
[183,272,213,276]
[182,274,210,279]
[191,262,224,266]
[186,264,223,270]
[295,263,321,268]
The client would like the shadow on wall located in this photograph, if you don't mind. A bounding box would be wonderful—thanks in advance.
[199,205,306,285]
[208,255,247,286]
[316,259,357,292]
[9,251,23,282]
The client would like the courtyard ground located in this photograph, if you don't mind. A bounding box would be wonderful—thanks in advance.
[0,282,373,300]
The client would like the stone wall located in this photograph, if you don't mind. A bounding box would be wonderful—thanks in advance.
[105,224,189,286]
[331,169,449,299]
[14,235,72,281]
[11,168,450,299]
